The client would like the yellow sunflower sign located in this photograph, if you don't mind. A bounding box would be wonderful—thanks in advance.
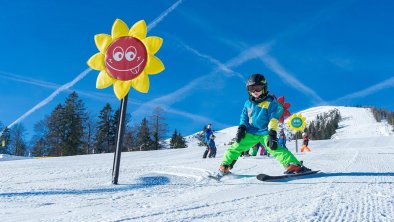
[87,19,165,185]
[287,113,307,132]
[87,19,165,99]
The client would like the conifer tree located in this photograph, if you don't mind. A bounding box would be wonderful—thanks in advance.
[0,126,11,154]
[170,129,187,149]
[170,129,178,149]
[31,119,49,156]
[149,107,168,150]
[9,124,27,156]
[32,138,47,157]
[124,128,136,151]
[46,104,66,156]
[306,109,341,140]
[61,92,86,156]
[82,114,97,154]
[96,103,115,153]
[136,118,153,151]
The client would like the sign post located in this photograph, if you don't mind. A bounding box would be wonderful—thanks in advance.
[287,114,307,153]
[112,94,128,184]
[87,19,165,184]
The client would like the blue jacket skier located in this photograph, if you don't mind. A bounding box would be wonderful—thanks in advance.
[208,134,217,158]
[278,129,287,149]
[218,73,311,176]
[202,123,214,158]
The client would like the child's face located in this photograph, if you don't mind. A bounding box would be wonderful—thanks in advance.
[251,90,262,98]
[248,85,264,98]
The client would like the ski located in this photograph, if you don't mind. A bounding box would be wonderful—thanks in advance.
[208,174,223,181]
[208,172,232,181]
[256,170,320,181]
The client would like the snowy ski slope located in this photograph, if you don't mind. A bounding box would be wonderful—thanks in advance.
[1,106,394,221]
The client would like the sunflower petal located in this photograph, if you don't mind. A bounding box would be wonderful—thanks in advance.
[87,53,105,70]
[112,19,129,39]
[145,55,165,75]
[128,20,147,39]
[131,72,149,93]
[96,70,115,89]
[141,36,163,54]
[94,34,112,53]
[114,80,133,100]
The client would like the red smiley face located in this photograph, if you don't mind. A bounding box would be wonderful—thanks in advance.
[105,36,148,81]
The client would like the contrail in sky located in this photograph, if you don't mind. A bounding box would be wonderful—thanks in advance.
[331,76,394,104]
[257,53,325,103]
[2,1,183,133]
[6,68,92,130]
[0,71,142,103]
[131,43,270,118]
[0,71,59,89]
[148,0,183,31]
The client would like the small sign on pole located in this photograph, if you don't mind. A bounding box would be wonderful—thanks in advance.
[287,113,307,153]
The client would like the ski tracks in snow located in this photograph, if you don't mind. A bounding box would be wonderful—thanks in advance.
[151,166,214,182]
[305,148,394,222]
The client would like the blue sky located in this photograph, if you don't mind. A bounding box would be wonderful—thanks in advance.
[1,0,394,139]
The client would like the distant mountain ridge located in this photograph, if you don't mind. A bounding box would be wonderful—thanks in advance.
[186,106,394,146]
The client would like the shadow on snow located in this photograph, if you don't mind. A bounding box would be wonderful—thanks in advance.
[267,172,394,182]
[0,176,170,198]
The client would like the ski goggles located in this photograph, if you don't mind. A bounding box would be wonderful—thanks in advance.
[247,85,264,92]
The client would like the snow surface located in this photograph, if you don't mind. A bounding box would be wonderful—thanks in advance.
[1,106,394,222]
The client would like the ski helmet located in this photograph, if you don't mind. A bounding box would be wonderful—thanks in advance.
[246,73,268,98]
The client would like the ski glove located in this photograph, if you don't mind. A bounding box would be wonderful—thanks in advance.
[236,125,247,143]
[267,130,278,150]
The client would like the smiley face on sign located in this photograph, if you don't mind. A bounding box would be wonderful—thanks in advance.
[87,19,165,99]
[105,37,147,81]
[287,113,307,132]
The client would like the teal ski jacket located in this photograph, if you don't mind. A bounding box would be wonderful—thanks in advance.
[240,95,280,135]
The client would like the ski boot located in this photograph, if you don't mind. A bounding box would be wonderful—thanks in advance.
[283,161,311,175]
[209,164,231,181]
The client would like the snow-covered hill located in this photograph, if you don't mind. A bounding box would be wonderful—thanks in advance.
[186,106,394,144]
[1,106,394,221]
[298,106,394,139]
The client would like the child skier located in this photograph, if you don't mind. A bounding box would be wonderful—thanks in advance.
[259,142,269,156]
[218,73,311,176]
[301,132,311,152]
[202,123,214,158]
[278,129,287,149]
[208,134,217,158]
[250,142,261,156]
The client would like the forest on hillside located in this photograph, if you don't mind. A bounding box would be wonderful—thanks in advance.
[0,92,187,157]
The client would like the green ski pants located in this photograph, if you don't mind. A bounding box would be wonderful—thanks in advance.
[221,133,300,168]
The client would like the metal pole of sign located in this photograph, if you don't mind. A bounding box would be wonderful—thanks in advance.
[295,138,298,153]
[112,94,128,185]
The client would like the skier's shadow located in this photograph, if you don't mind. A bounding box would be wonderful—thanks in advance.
[233,172,394,183]
[283,172,394,183]
[0,176,170,198]
[316,172,394,177]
